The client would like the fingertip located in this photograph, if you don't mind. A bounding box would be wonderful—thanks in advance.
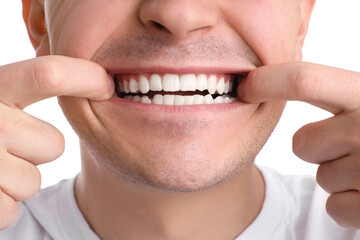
[107,74,115,98]
[95,74,114,100]
[89,73,114,101]
[236,80,246,102]
[237,77,254,103]
[237,69,270,104]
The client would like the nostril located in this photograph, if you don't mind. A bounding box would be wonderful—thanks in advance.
[152,21,164,29]
[150,20,171,33]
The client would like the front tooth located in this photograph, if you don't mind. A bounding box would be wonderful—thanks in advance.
[140,96,151,104]
[152,94,163,105]
[196,74,208,91]
[139,76,150,94]
[124,81,130,93]
[217,77,225,94]
[163,95,175,105]
[163,74,180,92]
[129,77,139,93]
[224,81,230,94]
[184,96,194,105]
[174,95,185,105]
[133,95,141,102]
[204,94,214,104]
[208,75,217,94]
[150,74,162,91]
[214,96,224,104]
[180,74,197,91]
[193,95,204,105]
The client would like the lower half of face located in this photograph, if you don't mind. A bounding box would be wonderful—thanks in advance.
[51,0,301,192]
[60,95,285,192]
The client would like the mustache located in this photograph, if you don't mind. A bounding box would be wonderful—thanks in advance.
[91,33,262,66]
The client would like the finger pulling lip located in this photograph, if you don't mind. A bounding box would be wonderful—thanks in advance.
[99,66,257,115]
[90,69,259,124]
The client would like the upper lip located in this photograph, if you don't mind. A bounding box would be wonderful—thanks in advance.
[106,66,254,75]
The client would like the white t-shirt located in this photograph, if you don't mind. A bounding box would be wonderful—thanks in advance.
[1,166,360,240]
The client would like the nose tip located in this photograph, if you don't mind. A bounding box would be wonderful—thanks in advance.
[139,0,218,39]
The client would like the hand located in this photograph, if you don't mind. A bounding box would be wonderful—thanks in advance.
[0,55,113,229]
[238,62,360,228]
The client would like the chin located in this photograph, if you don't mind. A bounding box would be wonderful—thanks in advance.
[60,93,285,192]
[79,117,271,193]
[96,147,256,193]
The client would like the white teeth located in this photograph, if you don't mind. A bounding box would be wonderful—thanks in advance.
[162,74,180,92]
[217,77,225,94]
[118,73,238,105]
[119,73,235,94]
[132,95,141,102]
[180,74,197,91]
[204,94,214,104]
[150,74,162,91]
[152,94,163,105]
[207,75,217,94]
[224,97,232,103]
[193,95,204,105]
[224,81,230,94]
[139,76,150,94]
[123,94,238,105]
[174,95,185,105]
[129,77,139,93]
[196,74,208,91]
[212,95,236,104]
[214,96,224,104]
[124,81,130,93]
[163,95,175,105]
[124,95,133,100]
[184,96,194,105]
[140,96,151,104]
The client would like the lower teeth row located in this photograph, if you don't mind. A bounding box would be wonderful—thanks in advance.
[122,94,238,105]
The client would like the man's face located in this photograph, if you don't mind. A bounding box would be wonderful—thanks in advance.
[41,0,307,192]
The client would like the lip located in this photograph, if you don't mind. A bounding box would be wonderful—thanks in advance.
[107,66,255,76]
[90,65,259,120]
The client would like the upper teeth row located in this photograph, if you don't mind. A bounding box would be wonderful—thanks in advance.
[117,74,234,94]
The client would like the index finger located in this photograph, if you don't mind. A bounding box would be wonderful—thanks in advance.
[237,62,360,114]
[0,55,114,109]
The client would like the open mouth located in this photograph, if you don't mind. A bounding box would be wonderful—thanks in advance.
[114,73,242,106]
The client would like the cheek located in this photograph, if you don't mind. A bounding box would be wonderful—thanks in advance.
[222,0,301,64]
[47,0,140,58]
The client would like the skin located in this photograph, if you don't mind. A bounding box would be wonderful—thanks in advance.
[1,0,360,239]
[39,0,305,191]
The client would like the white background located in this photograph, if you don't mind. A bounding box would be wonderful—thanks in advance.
[0,1,359,188]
